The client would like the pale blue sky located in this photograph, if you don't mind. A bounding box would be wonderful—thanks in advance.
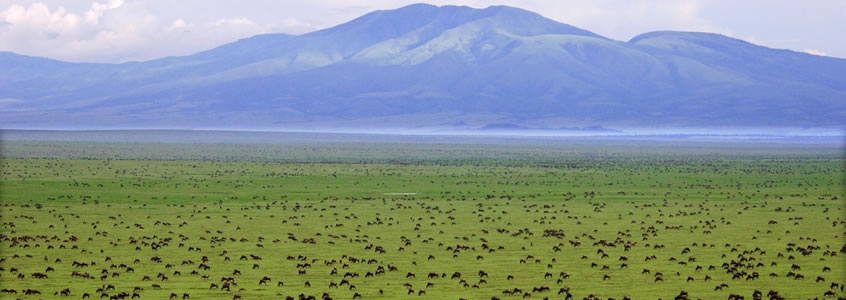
[1,0,843,62]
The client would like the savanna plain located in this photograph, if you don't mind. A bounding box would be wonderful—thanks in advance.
[1,134,844,300]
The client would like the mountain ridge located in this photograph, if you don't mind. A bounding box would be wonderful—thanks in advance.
[1,3,844,131]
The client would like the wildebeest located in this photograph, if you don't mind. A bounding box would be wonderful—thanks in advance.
[24,289,41,295]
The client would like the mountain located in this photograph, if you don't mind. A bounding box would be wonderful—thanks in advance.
[1,3,845,132]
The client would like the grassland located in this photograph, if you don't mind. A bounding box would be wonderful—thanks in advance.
[0,137,844,299]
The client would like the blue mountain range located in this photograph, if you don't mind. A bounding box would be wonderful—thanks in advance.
[1,4,844,131]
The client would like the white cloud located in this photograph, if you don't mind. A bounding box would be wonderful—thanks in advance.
[85,0,122,24]
[167,18,192,31]
[1,3,79,31]
[214,17,253,27]
[0,1,277,62]
[527,0,727,41]
[274,18,321,34]
[804,49,825,56]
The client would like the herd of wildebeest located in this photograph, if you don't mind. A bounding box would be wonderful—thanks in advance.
[0,154,844,299]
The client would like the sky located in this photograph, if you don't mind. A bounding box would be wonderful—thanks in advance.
[0,0,843,63]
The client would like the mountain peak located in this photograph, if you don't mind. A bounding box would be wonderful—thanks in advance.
[629,31,753,47]
[314,3,600,40]
[2,5,844,129]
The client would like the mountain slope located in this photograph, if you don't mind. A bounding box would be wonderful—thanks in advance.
[1,4,844,131]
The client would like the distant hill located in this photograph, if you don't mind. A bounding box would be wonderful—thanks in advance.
[1,3,844,132]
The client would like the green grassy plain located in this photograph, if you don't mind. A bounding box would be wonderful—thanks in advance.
[0,140,844,299]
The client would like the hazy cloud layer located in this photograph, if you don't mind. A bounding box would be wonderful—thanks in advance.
[0,0,843,62]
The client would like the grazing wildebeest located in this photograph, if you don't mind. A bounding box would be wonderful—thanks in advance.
[24,289,41,295]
